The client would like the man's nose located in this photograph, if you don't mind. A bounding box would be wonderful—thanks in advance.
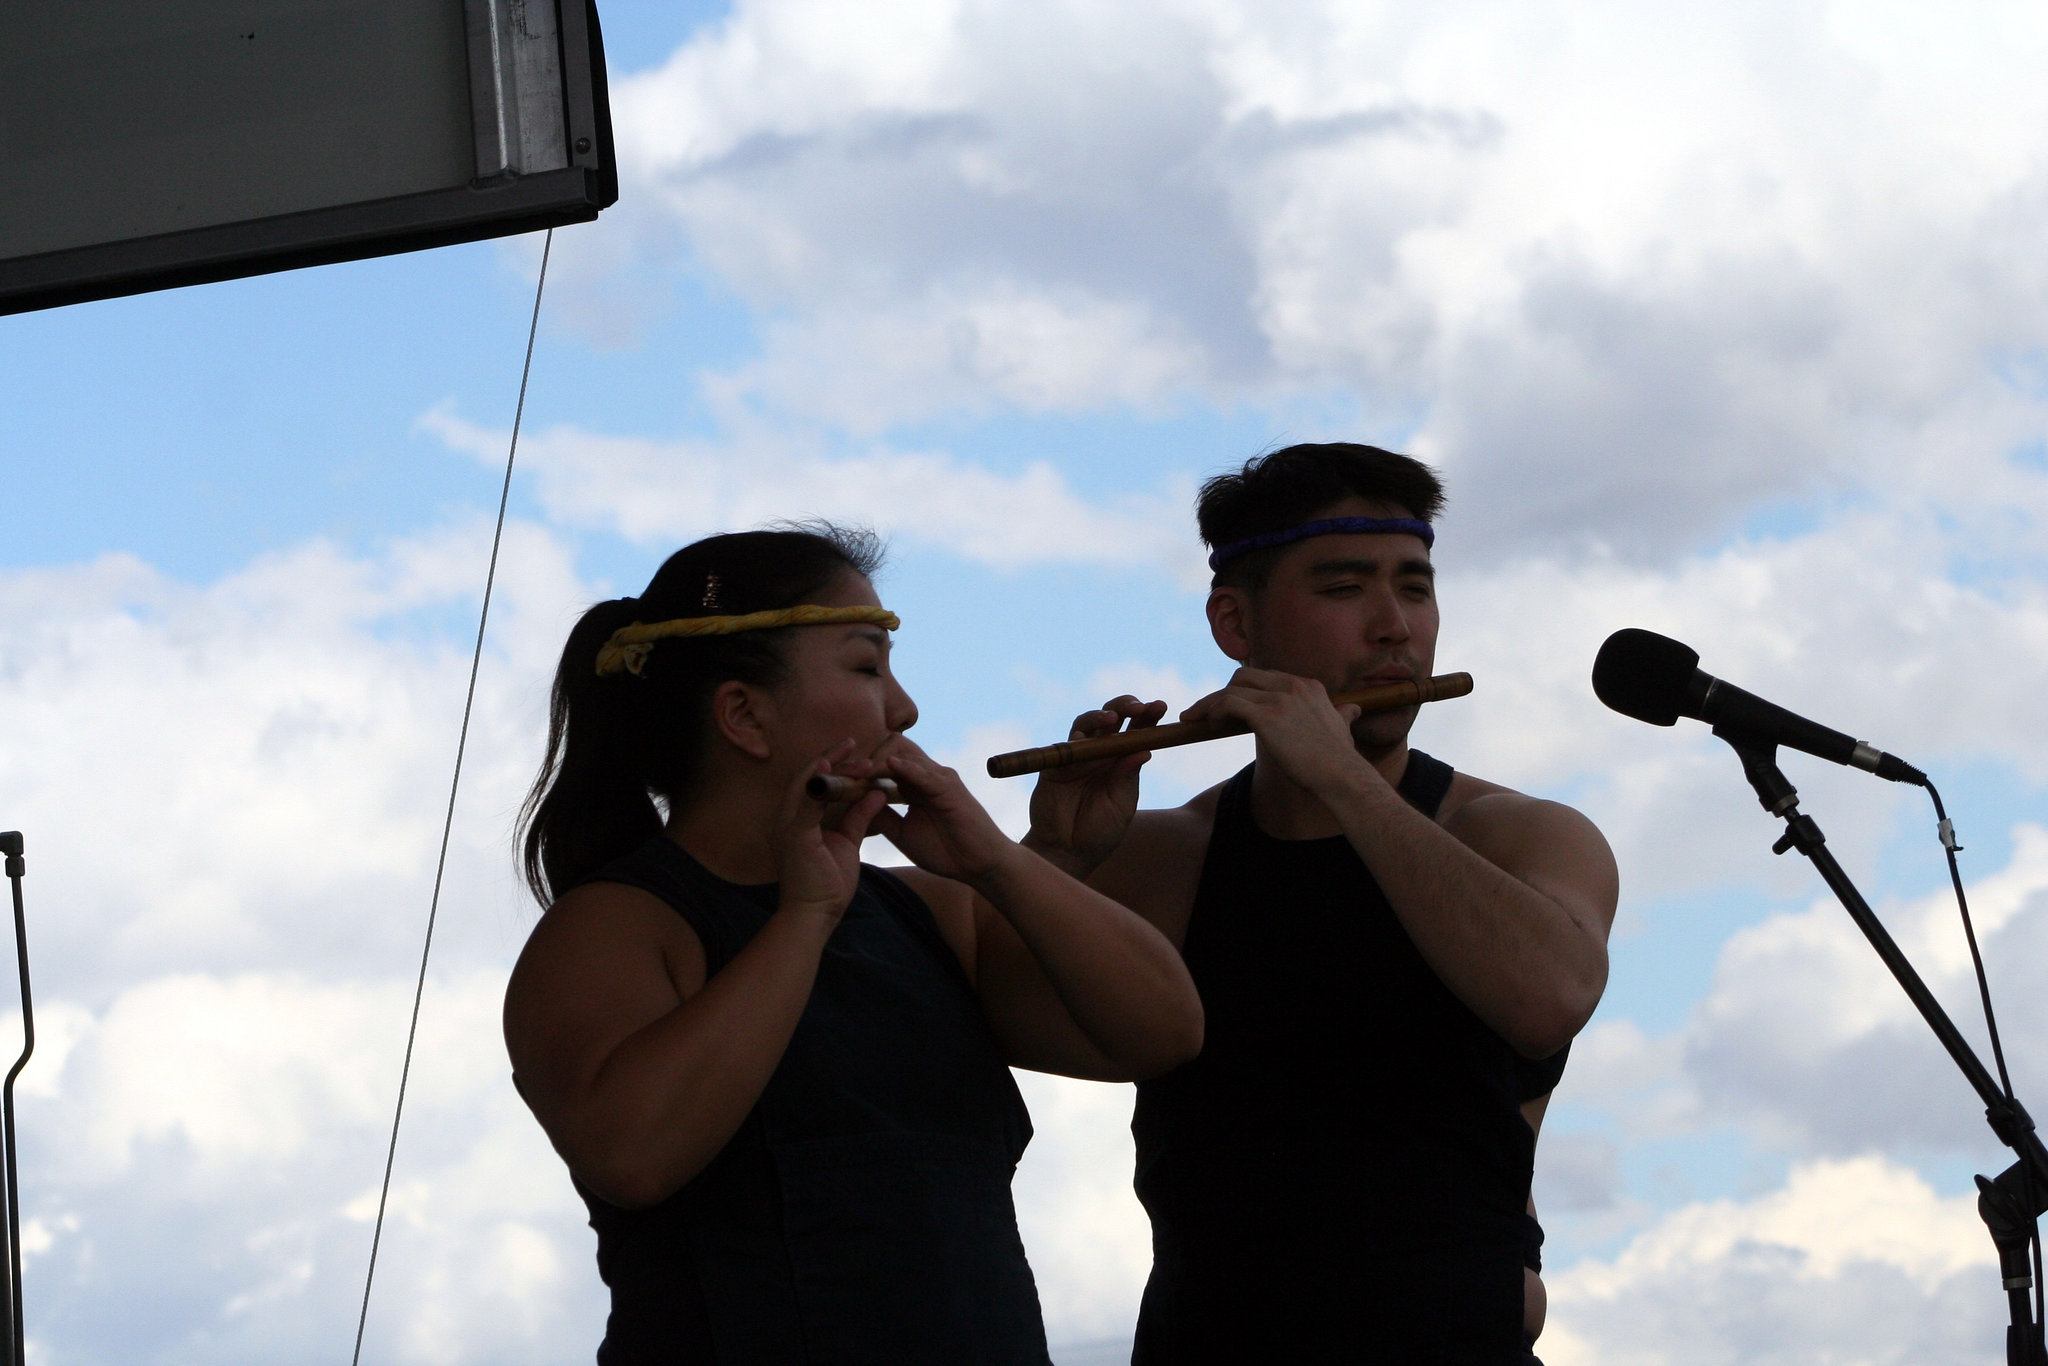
[1362,582,1412,643]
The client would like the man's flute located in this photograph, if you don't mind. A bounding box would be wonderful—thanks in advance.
[806,774,903,803]
[986,672,1473,779]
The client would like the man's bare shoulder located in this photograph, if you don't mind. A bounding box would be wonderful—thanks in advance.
[1090,781,1227,947]
[1438,770,1601,842]
[1437,768,1618,926]
[1136,781,1224,837]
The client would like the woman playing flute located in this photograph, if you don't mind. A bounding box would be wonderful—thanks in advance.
[503,526,1203,1365]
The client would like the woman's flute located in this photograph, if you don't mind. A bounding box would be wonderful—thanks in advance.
[806,774,903,803]
[986,672,1473,779]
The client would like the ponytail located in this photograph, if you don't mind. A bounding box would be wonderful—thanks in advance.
[517,524,884,906]
[518,598,664,906]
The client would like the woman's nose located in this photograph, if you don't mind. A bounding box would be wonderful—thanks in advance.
[887,675,919,733]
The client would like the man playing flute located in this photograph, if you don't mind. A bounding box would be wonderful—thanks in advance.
[1025,443,1618,1363]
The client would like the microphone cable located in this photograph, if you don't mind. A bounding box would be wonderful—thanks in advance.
[1922,779,2042,1332]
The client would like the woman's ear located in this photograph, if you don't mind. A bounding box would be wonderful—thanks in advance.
[1207,587,1254,664]
[709,679,776,761]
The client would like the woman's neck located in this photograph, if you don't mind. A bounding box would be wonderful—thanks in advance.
[665,777,785,885]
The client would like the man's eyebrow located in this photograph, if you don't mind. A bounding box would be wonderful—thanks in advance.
[1307,556,1436,580]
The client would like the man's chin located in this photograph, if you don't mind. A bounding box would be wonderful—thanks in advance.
[1349,708,1417,758]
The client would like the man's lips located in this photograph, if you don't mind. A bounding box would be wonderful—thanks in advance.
[1348,670,1418,691]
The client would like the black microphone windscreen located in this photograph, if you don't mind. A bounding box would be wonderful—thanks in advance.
[1592,629,1701,726]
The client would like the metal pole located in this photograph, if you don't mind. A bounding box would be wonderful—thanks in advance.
[0,831,29,1366]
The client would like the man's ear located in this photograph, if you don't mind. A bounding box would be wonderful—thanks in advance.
[709,679,776,761]
[1207,586,1254,664]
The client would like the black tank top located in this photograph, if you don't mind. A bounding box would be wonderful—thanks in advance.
[1131,752,1538,1364]
[574,837,1050,1365]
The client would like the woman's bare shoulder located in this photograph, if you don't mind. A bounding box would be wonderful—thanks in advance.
[507,881,709,1022]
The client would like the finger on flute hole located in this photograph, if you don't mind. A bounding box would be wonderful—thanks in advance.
[806,774,903,803]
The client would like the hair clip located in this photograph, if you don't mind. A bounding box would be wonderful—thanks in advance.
[701,572,723,611]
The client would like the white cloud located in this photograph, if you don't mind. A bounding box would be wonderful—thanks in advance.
[420,404,1203,581]
[0,523,1202,1359]
[1010,1073,1153,1344]
[0,522,581,985]
[1673,824,2048,1159]
[14,966,603,1364]
[26,2,2048,1359]
[0,528,604,1361]
[1412,500,2048,913]
[545,0,2048,559]
[1543,1155,2002,1366]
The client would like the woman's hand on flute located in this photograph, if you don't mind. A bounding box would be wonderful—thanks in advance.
[876,727,1205,1081]
[864,739,1015,887]
[773,741,892,925]
[1022,696,1165,879]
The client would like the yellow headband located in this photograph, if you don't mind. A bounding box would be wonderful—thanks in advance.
[596,605,901,677]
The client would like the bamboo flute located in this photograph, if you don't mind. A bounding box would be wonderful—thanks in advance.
[806,775,902,803]
[986,672,1473,779]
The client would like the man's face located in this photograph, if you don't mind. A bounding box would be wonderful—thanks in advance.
[1210,495,1440,754]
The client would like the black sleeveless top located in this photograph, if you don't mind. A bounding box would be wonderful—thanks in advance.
[575,837,1050,1365]
[1131,752,1540,1364]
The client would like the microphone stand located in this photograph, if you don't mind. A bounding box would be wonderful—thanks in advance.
[0,832,27,1366]
[1715,730,2048,1365]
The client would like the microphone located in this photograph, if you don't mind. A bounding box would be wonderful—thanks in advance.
[1592,628,1926,785]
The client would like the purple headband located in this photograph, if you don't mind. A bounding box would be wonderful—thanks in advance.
[1207,516,1435,571]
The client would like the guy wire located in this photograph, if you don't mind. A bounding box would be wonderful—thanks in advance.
[350,229,553,1365]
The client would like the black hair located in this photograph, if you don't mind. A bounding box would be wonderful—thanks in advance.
[517,523,885,906]
[1196,442,1445,592]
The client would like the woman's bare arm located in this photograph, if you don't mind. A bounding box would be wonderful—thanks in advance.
[872,744,1203,1082]
[504,882,842,1208]
[504,762,886,1209]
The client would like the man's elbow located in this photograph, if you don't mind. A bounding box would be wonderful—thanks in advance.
[1512,962,1606,1059]
[1508,1014,1580,1063]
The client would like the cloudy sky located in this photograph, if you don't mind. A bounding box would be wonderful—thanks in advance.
[6,1,2048,1361]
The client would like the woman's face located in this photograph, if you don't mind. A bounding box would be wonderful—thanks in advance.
[764,570,918,767]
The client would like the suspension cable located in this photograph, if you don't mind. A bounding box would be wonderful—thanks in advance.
[349,229,553,1365]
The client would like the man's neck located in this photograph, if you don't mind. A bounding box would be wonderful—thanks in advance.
[1247,739,1409,840]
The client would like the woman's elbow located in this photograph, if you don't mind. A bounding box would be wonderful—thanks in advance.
[1123,1001,1205,1080]
[577,1153,688,1211]
[561,1127,705,1211]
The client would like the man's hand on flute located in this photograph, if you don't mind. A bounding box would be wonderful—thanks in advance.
[1178,668,1370,801]
[1021,695,1166,880]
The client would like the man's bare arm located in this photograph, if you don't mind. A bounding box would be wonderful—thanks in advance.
[1183,669,1617,1058]
[1338,778,1614,1056]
